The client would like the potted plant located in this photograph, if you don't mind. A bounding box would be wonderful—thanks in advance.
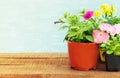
[97,23,120,71]
[96,4,120,62]
[99,21,120,63]
[55,4,106,70]
[91,4,120,71]
[105,35,120,71]
[92,4,120,71]
[93,20,120,71]
[99,33,120,71]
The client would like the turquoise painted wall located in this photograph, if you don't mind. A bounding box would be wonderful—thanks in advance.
[0,0,119,52]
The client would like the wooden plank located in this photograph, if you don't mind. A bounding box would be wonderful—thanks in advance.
[0,53,119,78]
[0,53,68,58]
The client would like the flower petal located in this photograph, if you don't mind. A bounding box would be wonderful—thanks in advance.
[99,23,111,31]
[99,23,116,35]
[83,10,93,20]
[108,26,116,35]
[114,24,120,34]
[93,30,109,44]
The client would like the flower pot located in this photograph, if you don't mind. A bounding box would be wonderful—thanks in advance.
[105,54,120,71]
[100,50,106,62]
[68,41,99,70]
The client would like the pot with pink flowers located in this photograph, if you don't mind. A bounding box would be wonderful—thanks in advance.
[98,23,120,62]
[100,33,120,71]
[55,3,119,71]
[95,23,120,71]
[93,4,120,71]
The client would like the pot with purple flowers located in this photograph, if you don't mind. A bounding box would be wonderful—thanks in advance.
[55,10,101,70]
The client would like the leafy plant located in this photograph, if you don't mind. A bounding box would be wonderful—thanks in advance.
[104,16,120,25]
[100,34,120,56]
[56,11,102,42]
[94,4,120,56]
[55,3,120,51]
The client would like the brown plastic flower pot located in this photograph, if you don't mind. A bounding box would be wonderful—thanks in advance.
[68,41,99,70]
[105,54,120,71]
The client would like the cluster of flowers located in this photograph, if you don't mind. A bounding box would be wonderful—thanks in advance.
[93,23,120,43]
[83,4,119,44]
[84,4,116,20]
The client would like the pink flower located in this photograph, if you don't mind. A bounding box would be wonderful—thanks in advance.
[83,10,93,20]
[99,23,116,35]
[93,30,109,44]
[114,24,120,34]
[108,26,116,35]
[99,23,111,31]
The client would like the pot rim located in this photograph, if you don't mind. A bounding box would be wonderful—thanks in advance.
[105,53,120,57]
[67,41,98,44]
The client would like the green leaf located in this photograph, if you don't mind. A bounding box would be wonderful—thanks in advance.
[78,33,83,40]
[64,12,70,18]
[79,10,85,16]
[100,43,106,47]
[110,46,116,51]
[68,15,79,26]
[114,51,120,56]
[106,50,113,55]
[85,35,94,42]
[116,46,120,51]
[83,26,90,31]
[59,18,68,23]
[68,32,77,37]
[59,26,69,30]
[70,26,79,30]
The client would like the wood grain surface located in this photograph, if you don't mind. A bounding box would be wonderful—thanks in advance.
[0,53,119,78]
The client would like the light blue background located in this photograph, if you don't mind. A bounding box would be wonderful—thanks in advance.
[0,0,119,53]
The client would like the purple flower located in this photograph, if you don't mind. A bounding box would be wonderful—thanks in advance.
[83,10,93,20]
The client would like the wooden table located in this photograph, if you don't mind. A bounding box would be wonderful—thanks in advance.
[0,53,119,78]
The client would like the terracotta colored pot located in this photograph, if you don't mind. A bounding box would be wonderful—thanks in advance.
[68,41,99,70]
